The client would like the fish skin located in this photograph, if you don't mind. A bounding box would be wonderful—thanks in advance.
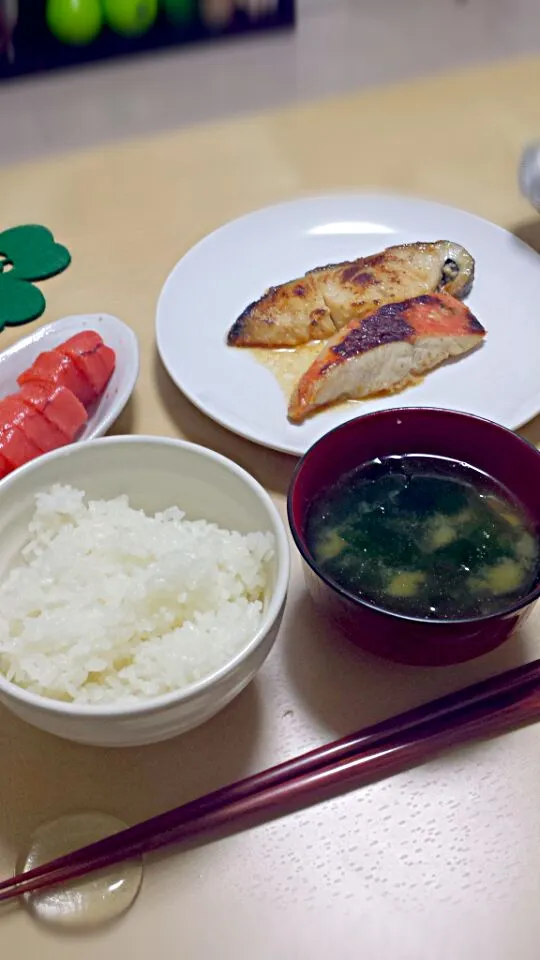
[0,451,10,479]
[18,350,95,407]
[0,394,68,453]
[19,383,88,441]
[227,241,475,347]
[0,423,40,470]
[288,292,485,423]
[59,332,116,396]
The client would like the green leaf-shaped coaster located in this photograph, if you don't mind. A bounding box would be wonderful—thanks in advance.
[0,274,45,329]
[0,224,71,331]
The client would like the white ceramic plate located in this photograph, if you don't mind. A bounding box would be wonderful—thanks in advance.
[156,194,540,456]
[0,313,139,441]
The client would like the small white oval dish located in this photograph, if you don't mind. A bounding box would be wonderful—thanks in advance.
[0,313,139,441]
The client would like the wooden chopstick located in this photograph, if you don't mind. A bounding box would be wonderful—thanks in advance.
[2,658,540,903]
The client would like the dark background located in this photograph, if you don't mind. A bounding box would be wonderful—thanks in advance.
[0,0,295,81]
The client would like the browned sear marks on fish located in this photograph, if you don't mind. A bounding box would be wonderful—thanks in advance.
[227,239,483,426]
[327,305,415,365]
[468,314,485,333]
[340,265,375,286]
[288,292,485,423]
[227,240,475,348]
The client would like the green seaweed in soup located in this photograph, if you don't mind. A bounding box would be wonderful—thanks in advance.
[306,454,539,620]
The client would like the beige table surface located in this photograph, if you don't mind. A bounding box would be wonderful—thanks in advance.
[1,57,540,959]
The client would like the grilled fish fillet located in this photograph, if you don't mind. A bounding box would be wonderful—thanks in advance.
[227,241,475,347]
[288,293,485,423]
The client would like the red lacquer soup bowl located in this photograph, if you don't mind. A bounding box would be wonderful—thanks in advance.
[287,408,540,666]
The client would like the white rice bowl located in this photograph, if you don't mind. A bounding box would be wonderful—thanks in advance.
[0,485,274,705]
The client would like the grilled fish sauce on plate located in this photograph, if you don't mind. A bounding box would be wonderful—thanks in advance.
[227,240,475,348]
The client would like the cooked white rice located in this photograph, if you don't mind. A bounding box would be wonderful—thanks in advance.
[0,485,274,705]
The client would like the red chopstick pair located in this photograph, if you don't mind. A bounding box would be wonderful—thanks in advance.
[2,657,540,904]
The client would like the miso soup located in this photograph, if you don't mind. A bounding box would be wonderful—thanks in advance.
[306,454,539,620]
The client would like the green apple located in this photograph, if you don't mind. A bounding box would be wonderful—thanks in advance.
[163,0,198,26]
[102,0,158,36]
[46,0,103,45]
